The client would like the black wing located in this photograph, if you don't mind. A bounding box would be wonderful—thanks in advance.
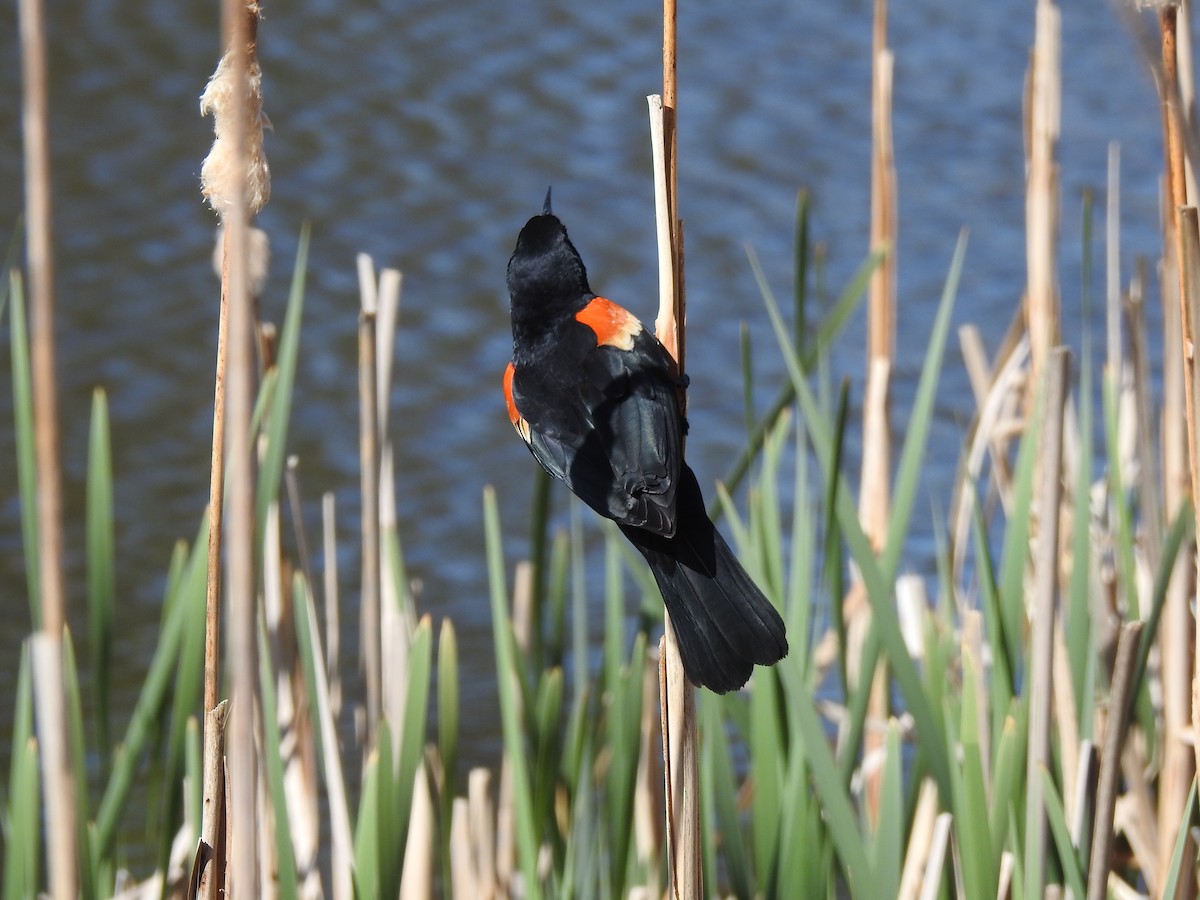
[512,328,684,536]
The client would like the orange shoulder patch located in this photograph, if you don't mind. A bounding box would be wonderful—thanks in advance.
[575,297,643,351]
[502,362,532,442]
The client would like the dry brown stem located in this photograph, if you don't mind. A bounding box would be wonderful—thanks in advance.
[358,300,381,744]
[1025,0,1062,391]
[1086,621,1144,900]
[216,0,264,892]
[1023,346,1069,892]
[18,0,77,888]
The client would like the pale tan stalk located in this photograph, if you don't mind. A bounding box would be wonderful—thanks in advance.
[361,256,411,731]
[205,267,229,725]
[650,8,701,889]
[358,297,381,743]
[858,19,897,798]
[17,0,77,893]
[495,754,514,891]
[449,798,478,899]
[898,779,939,900]
[218,0,260,888]
[917,813,953,900]
[1025,0,1061,392]
[1023,347,1069,894]
[1161,8,1197,514]
[861,0,896,556]
[1177,207,1200,834]
[469,768,497,897]
[634,652,663,895]
[194,700,230,900]
[1159,21,1200,793]
[1051,619,1079,816]
[1156,158,1194,892]
[399,763,435,900]
[322,492,343,719]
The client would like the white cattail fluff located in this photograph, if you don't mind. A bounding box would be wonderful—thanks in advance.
[200,49,271,217]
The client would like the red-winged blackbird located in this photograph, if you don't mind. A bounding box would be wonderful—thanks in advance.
[502,192,787,693]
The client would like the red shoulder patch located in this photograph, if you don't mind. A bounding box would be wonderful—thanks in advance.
[503,362,532,443]
[503,362,519,424]
[575,297,643,351]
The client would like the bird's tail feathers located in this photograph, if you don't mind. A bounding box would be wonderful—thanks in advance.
[624,497,787,693]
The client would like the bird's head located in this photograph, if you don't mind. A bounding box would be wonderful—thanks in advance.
[507,191,592,325]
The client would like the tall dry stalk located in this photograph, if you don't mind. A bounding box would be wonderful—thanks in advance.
[17,0,78,894]
[854,0,897,825]
[358,287,382,743]
[1153,11,1200,889]
[196,0,271,893]
[1023,346,1069,897]
[862,0,895,541]
[649,1,701,894]
[1025,0,1061,391]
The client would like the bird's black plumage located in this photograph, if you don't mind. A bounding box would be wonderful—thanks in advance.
[503,205,787,693]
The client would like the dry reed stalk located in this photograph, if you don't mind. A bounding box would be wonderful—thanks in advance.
[379,445,410,730]
[1156,161,1195,893]
[996,852,1015,900]
[1050,619,1079,815]
[1024,0,1061,394]
[192,700,230,900]
[897,779,940,900]
[469,767,498,897]
[358,296,382,743]
[399,763,435,900]
[322,492,343,719]
[513,561,535,656]
[650,42,701,890]
[374,266,403,432]
[1023,346,1069,896]
[1179,208,1200,780]
[950,333,1029,576]
[214,0,264,888]
[361,257,411,724]
[1179,0,1199,197]
[203,225,267,736]
[196,0,270,890]
[634,648,664,893]
[917,812,953,900]
[1158,13,1200,820]
[495,752,514,892]
[1085,621,1144,900]
[205,262,230,724]
[857,6,896,817]
[861,0,895,556]
[29,636,76,900]
[17,0,77,892]
[449,798,478,899]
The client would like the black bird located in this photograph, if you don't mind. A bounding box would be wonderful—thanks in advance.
[502,193,787,692]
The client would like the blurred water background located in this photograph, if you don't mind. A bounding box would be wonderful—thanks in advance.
[0,0,1173,870]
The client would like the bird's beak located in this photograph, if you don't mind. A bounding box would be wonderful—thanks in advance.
[542,186,553,216]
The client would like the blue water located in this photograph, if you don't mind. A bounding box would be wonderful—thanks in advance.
[0,0,1173,872]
